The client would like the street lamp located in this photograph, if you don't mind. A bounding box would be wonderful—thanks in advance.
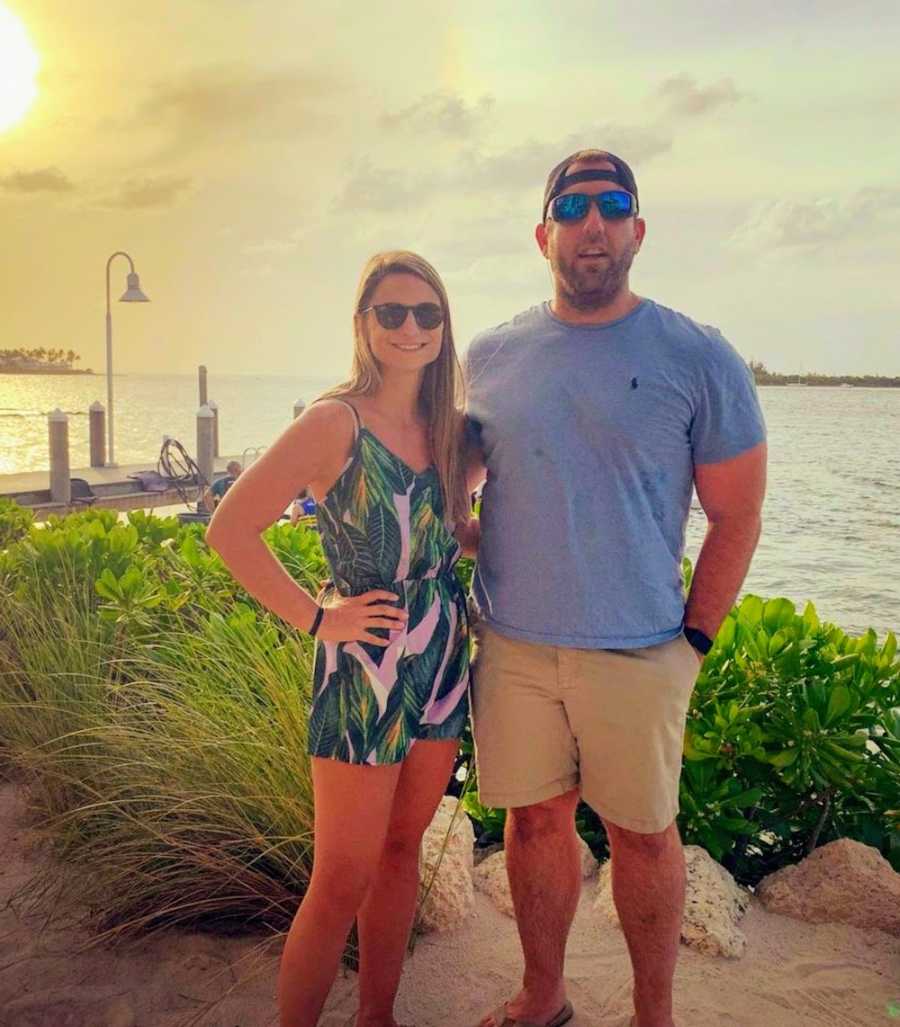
[105,251,149,466]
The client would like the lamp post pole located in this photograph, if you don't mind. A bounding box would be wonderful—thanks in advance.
[104,251,149,467]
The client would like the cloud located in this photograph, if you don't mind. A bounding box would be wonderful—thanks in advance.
[331,124,672,215]
[132,64,338,149]
[457,126,672,191]
[422,212,528,274]
[101,175,193,209]
[729,187,900,253]
[0,167,75,193]
[379,92,495,137]
[656,74,742,117]
[332,159,423,214]
[242,236,302,256]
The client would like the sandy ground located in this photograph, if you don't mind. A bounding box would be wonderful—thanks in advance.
[1,779,897,1027]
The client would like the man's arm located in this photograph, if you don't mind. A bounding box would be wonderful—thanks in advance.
[454,517,481,558]
[683,442,767,656]
[464,418,487,494]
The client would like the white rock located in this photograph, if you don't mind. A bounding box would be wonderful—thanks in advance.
[579,835,600,879]
[473,836,599,918]
[593,845,751,958]
[757,838,900,936]
[473,850,515,917]
[417,796,475,932]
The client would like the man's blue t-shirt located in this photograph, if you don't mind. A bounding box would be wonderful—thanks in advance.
[464,299,766,649]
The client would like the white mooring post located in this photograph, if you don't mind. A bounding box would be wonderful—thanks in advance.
[198,365,208,408]
[49,409,71,505]
[209,400,219,457]
[196,404,215,495]
[293,398,306,420]
[89,401,106,467]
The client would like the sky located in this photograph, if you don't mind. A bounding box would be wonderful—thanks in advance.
[1,0,899,378]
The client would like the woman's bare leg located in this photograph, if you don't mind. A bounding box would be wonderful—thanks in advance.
[356,739,459,1027]
[277,756,402,1027]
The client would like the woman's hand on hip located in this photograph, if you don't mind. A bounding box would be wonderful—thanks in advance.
[314,590,408,646]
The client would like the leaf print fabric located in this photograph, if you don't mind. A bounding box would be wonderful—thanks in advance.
[310,408,470,765]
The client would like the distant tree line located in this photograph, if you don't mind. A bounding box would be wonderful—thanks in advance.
[0,348,87,372]
[749,360,900,388]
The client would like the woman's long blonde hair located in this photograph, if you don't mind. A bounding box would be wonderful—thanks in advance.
[318,251,470,525]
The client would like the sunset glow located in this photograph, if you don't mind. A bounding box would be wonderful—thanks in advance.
[0,5,898,378]
[0,5,39,132]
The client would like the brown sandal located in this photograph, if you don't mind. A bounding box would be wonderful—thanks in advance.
[482,999,574,1027]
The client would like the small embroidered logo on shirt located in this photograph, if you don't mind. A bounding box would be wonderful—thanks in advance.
[630,377,639,390]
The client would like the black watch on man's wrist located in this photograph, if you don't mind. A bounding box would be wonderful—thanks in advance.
[683,626,713,657]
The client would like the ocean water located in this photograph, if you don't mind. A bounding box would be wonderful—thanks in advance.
[2,373,898,638]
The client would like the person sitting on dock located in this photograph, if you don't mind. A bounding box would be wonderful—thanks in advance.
[289,488,316,526]
[202,460,242,512]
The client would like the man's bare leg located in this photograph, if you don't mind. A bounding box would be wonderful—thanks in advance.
[479,789,580,1027]
[604,819,685,1027]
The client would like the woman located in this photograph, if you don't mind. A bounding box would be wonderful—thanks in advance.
[206,251,476,1027]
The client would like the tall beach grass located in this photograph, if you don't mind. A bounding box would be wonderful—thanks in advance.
[0,509,323,945]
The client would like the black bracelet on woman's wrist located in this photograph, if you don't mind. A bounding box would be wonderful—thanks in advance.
[308,606,325,637]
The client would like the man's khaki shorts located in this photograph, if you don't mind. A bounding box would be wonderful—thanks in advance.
[470,623,700,834]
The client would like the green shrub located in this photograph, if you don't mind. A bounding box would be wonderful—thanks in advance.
[682,591,899,882]
[0,497,34,550]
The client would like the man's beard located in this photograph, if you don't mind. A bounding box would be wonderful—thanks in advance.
[553,244,636,311]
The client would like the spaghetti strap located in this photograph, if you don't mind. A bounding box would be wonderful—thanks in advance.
[325,397,361,442]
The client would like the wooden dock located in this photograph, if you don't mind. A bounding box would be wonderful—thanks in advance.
[0,365,302,523]
[0,457,242,521]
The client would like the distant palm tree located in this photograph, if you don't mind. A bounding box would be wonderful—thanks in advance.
[0,349,27,367]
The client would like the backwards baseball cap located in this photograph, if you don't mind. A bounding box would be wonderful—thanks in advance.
[542,149,639,221]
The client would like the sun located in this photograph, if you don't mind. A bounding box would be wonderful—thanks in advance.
[0,5,39,133]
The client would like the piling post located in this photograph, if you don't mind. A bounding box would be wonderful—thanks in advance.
[196,404,215,494]
[89,401,106,467]
[49,409,71,505]
[209,400,220,457]
[198,365,208,408]
[293,398,306,420]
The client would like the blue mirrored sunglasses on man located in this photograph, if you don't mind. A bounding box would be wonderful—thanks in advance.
[550,189,637,223]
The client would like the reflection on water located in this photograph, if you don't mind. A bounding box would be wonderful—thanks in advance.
[2,375,899,637]
[0,373,332,478]
[685,386,899,637]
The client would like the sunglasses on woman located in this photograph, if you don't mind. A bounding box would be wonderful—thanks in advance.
[360,302,445,331]
[551,189,637,223]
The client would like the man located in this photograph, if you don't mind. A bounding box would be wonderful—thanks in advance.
[464,150,767,1027]
[202,459,242,513]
